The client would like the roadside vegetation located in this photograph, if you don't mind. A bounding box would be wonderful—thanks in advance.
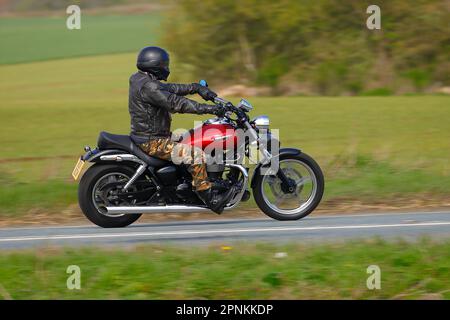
[164,0,450,95]
[0,239,448,299]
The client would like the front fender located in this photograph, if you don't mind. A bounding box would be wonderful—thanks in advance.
[250,147,302,188]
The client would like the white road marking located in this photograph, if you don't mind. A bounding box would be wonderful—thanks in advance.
[0,221,449,243]
[1,210,449,231]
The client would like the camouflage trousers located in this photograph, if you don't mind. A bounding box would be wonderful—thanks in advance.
[139,138,212,192]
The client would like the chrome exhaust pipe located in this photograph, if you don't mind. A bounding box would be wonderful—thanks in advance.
[104,203,241,215]
[105,205,210,215]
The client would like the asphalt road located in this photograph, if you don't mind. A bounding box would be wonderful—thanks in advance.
[0,211,450,249]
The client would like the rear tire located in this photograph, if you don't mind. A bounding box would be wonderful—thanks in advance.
[253,152,324,221]
[78,164,142,228]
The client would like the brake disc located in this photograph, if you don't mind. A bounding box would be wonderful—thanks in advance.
[267,167,304,198]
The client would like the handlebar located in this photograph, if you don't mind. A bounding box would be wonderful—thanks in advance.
[213,96,230,106]
[213,96,238,115]
[212,96,250,124]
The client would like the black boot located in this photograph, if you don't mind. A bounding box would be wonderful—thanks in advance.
[210,179,231,192]
[197,186,236,214]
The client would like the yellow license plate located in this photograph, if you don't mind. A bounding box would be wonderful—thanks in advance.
[72,157,85,180]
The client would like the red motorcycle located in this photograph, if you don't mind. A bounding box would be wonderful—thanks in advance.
[73,93,324,228]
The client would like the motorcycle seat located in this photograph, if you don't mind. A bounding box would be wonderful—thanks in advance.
[97,131,170,168]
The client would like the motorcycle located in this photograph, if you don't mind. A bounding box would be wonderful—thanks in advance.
[72,83,324,228]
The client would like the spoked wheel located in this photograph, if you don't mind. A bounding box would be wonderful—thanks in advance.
[253,153,324,220]
[78,164,142,228]
[92,172,138,217]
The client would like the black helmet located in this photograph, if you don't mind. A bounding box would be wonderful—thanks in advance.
[136,46,170,80]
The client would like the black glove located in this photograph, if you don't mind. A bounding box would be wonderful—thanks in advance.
[197,85,218,102]
[213,106,226,117]
[213,103,233,117]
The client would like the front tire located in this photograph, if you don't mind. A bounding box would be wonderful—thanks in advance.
[78,164,142,228]
[253,152,324,220]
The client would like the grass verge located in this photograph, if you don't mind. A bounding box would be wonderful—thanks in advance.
[0,239,448,299]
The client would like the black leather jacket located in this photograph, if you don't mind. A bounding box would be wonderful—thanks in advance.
[128,71,217,140]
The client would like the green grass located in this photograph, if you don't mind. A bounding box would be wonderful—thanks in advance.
[0,14,161,65]
[0,240,448,299]
[0,180,77,217]
[0,54,449,214]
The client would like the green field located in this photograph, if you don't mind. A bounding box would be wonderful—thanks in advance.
[0,240,448,299]
[0,15,161,65]
[0,52,449,215]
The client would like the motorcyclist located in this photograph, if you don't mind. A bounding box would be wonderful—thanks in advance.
[128,46,234,214]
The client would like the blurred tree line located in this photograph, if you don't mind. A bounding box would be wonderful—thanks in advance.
[163,0,449,95]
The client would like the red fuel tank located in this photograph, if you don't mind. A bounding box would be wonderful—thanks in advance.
[181,121,238,150]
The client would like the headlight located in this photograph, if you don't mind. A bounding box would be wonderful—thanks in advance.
[252,115,270,130]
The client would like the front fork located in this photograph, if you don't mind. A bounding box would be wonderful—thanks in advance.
[276,169,296,193]
[244,123,296,194]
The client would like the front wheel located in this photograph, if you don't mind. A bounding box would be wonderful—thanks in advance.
[252,152,324,220]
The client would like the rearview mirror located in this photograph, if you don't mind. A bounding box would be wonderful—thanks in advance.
[237,99,253,112]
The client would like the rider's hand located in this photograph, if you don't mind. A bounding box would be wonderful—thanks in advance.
[197,85,218,102]
[213,106,226,117]
[213,103,232,117]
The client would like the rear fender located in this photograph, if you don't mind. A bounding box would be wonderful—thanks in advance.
[82,148,164,187]
[82,148,126,163]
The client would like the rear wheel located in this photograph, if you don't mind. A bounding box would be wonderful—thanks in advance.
[253,153,324,220]
[78,164,142,228]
